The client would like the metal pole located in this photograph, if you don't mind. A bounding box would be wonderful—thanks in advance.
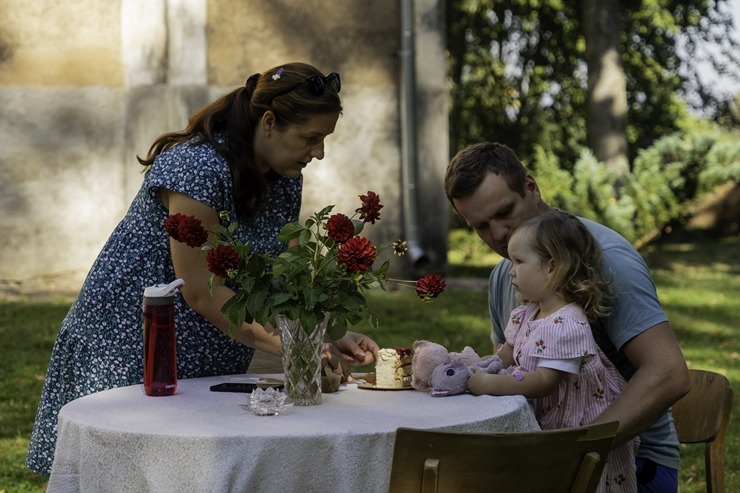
[399,0,429,272]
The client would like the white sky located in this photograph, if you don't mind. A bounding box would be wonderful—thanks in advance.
[712,0,740,94]
[680,0,740,112]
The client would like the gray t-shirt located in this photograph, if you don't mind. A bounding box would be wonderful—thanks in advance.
[488,216,680,469]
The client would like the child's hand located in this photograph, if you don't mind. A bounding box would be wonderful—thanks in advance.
[466,369,493,395]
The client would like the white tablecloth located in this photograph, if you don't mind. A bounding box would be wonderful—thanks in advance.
[47,374,539,493]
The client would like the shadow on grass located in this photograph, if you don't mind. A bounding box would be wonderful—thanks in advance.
[641,229,740,274]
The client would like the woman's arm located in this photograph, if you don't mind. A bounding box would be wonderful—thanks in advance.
[164,190,282,356]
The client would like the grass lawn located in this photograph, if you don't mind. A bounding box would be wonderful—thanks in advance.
[0,231,737,492]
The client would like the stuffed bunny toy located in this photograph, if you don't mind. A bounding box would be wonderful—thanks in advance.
[411,339,503,396]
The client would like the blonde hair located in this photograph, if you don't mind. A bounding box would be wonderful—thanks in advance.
[513,210,612,319]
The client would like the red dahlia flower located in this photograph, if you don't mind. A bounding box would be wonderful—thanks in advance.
[162,195,445,342]
[337,236,377,273]
[326,213,355,244]
[356,191,383,224]
[415,273,446,302]
[206,245,240,278]
[163,213,182,238]
[165,213,209,248]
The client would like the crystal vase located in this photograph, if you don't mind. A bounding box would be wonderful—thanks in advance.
[276,314,328,406]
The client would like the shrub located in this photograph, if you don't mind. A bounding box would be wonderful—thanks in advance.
[525,129,740,244]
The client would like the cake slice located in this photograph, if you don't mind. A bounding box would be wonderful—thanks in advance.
[375,347,414,388]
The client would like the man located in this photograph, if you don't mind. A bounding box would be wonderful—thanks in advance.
[445,142,690,492]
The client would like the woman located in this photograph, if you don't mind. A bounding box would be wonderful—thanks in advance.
[27,62,379,476]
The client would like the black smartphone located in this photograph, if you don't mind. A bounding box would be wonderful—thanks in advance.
[209,382,284,393]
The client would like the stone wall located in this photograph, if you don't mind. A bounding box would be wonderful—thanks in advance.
[0,0,448,297]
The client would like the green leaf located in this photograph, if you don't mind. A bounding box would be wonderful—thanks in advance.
[223,294,250,327]
[277,222,304,242]
[246,289,268,322]
[298,228,311,245]
[272,292,295,307]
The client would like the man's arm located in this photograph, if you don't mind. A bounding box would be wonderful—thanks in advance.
[592,321,690,446]
[488,259,516,349]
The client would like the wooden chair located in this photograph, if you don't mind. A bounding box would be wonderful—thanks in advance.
[671,369,734,493]
[388,421,619,493]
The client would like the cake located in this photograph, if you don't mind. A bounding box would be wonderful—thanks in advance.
[375,347,414,388]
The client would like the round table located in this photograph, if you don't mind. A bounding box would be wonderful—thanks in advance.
[47,374,540,493]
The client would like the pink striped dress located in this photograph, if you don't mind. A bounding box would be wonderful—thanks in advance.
[504,302,638,493]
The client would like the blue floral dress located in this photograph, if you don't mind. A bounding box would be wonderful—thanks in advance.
[26,139,302,476]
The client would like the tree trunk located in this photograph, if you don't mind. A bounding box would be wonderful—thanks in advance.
[583,0,630,183]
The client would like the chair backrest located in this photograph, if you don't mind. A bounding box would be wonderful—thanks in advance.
[671,369,734,493]
[388,421,619,493]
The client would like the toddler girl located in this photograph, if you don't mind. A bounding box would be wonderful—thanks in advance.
[467,209,637,493]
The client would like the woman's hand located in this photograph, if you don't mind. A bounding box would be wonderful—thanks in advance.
[321,343,350,380]
[333,331,379,365]
[321,331,379,381]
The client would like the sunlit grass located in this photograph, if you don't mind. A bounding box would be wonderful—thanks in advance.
[642,233,739,491]
[446,228,502,277]
[0,233,737,492]
[0,300,69,492]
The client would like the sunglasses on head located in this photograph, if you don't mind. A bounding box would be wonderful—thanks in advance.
[270,72,341,103]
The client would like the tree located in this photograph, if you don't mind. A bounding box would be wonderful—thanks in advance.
[448,0,585,164]
[583,0,629,181]
[447,0,740,166]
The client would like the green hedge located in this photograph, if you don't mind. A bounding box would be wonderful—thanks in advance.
[528,130,740,244]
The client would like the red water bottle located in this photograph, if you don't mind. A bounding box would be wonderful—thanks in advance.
[142,279,184,396]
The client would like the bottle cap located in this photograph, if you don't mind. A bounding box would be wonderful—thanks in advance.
[143,279,185,304]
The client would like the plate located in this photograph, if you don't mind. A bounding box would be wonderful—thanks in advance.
[357,382,414,391]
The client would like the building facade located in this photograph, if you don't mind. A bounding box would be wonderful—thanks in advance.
[0,0,449,296]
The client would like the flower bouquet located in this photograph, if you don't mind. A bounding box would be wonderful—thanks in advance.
[165,191,445,404]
